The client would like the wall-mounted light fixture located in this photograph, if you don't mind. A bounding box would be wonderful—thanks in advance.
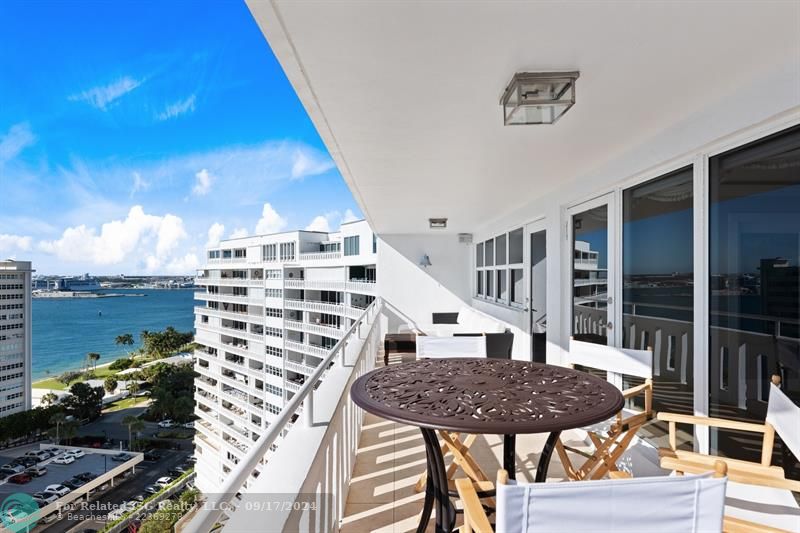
[501,71,579,125]
[419,254,432,268]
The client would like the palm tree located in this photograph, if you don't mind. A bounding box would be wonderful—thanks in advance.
[128,381,140,404]
[49,412,66,444]
[62,420,78,444]
[115,333,135,358]
[41,392,59,407]
[87,352,101,371]
[122,415,144,450]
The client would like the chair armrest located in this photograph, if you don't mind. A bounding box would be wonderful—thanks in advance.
[455,478,494,533]
[432,312,459,324]
[621,382,650,400]
[657,412,767,434]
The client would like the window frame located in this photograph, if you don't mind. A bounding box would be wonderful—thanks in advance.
[474,227,525,308]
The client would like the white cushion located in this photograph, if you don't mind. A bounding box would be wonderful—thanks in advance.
[766,384,800,461]
[416,335,486,359]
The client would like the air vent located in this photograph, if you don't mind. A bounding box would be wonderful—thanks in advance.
[429,218,447,229]
[458,233,473,244]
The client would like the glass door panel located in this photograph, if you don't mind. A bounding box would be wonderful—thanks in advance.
[529,227,547,363]
[709,125,800,477]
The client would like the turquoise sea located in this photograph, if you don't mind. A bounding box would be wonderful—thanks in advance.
[32,289,196,380]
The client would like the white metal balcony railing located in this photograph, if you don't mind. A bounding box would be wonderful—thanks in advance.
[196,277,264,287]
[284,279,344,291]
[285,340,329,359]
[346,280,377,294]
[297,251,342,262]
[284,359,318,376]
[184,298,382,533]
[284,298,346,315]
[194,306,266,325]
[284,319,345,339]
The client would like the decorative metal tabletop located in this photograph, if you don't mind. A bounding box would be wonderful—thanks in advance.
[351,358,624,434]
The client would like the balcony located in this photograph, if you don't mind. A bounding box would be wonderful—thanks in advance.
[196,277,264,287]
[285,339,330,359]
[298,251,342,262]
[284,319,345,339]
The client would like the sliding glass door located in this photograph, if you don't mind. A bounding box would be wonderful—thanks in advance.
[709,125,800,471]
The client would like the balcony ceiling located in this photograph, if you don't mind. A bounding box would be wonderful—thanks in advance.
[248,1,800,234]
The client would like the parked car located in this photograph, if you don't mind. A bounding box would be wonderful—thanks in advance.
[25,466,46,477]
[168,468,184,477]
[132,494,145,503]
[157,419,174,428]
[111,452,131,462]
[182,421,195,429]
[61,479,80,490]
[144,485,160,495]
[143,449,161,462]
[8,473,31,484]
[43,484,70,497]
[43,447,59,455]
[52,455,75,465]
[155,476,174,487]
[25,450,49,461]
[65,449,85,459]
[184,456,196,464]
[1,464,24,474]
[32,492,58,505]
[75,472,96,482]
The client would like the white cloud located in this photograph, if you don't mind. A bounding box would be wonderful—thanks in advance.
[130,172,150,196]
[305,216,331,233]
[291,147,335,179]
[0,123,36,164]
[192,168,214,196]
[157,94,197,121]
[255,203,287,235]
[164,253,200,274]
[342,209,359,224]
[69,76,142,110]
[0,234,32,253]
[38,206,188,266]
[230,227,249,239]
[206,222,225,248]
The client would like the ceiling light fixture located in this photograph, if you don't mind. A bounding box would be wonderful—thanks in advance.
[501,71,579,125]
[429,218,447,229]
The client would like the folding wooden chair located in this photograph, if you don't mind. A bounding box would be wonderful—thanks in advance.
[658,376,800,533]
[413,335,492,493]
[456,462,728,533]
[555,338,654,480]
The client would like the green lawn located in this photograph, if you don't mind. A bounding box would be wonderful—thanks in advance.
[33,364,122,390]
[103,396,149,412]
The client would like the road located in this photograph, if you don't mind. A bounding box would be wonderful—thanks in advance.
[42,448,191,533]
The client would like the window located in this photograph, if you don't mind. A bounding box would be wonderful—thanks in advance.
[622,166,694,419]
[344,236,360,256]
[265,346,283,358]
[280,242,295,261]
[263,244,276,262]
[264,269,281,279]
[475,228,524,307]
[265,288,282,298]
[265,327,282,338]
[709,125,800,460]
[264,308,282,318]
[234,248,246,258]
[372,233,377,254]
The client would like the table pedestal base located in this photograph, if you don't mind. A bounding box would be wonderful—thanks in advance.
[419,429,562,533]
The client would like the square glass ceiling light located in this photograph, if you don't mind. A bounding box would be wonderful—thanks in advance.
[501,71,579,125]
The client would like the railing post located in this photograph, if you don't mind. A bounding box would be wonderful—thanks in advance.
[303,390,314,428]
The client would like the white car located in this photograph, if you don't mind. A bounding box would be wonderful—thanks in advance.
[32,492,57,505]
[65,449,85,459]
[52,455,75,465]
[43,484,70,497]
[182,421,195,429]
[155,476,174,487]
[157,419,173,428]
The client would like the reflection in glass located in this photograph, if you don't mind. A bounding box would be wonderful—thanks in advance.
[622,167,694,429]
[709,125,799,476]
[572,205,608,346]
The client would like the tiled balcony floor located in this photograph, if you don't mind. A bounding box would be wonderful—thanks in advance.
[341,352,582,533]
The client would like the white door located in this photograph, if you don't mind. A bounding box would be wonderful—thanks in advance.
[565,193,620,380]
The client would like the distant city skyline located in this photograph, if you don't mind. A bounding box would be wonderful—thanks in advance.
[0,1,361,275]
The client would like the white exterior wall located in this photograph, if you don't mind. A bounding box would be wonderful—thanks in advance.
[0,260,32,415]
[193,220,377,494]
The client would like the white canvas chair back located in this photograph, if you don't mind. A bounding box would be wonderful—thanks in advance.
[766,383,800,461]
[496,472,726,533]
[568,338,653,379]
[416,335,486,359]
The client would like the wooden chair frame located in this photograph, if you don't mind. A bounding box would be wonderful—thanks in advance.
[414,431,491,493]
[555,377,654,481]
[456,462,729,533]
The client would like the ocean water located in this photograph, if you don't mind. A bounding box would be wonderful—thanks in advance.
[32,289,196,380]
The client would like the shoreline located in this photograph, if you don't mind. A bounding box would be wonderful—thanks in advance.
[32,360,117,386]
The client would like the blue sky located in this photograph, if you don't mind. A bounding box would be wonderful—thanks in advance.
[0,1,361,275]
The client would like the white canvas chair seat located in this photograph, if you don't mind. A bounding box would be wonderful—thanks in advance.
[456,467,728,533]
[724,481,800,533]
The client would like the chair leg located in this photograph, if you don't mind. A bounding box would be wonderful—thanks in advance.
[555,439,579,481]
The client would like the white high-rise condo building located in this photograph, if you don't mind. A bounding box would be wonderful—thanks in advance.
[0,260,32,415]
[192,220,376,492]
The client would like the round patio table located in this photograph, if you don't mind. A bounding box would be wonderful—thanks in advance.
[350,358,625,533]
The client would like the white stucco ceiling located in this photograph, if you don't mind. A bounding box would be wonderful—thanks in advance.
[247,1,800,234]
